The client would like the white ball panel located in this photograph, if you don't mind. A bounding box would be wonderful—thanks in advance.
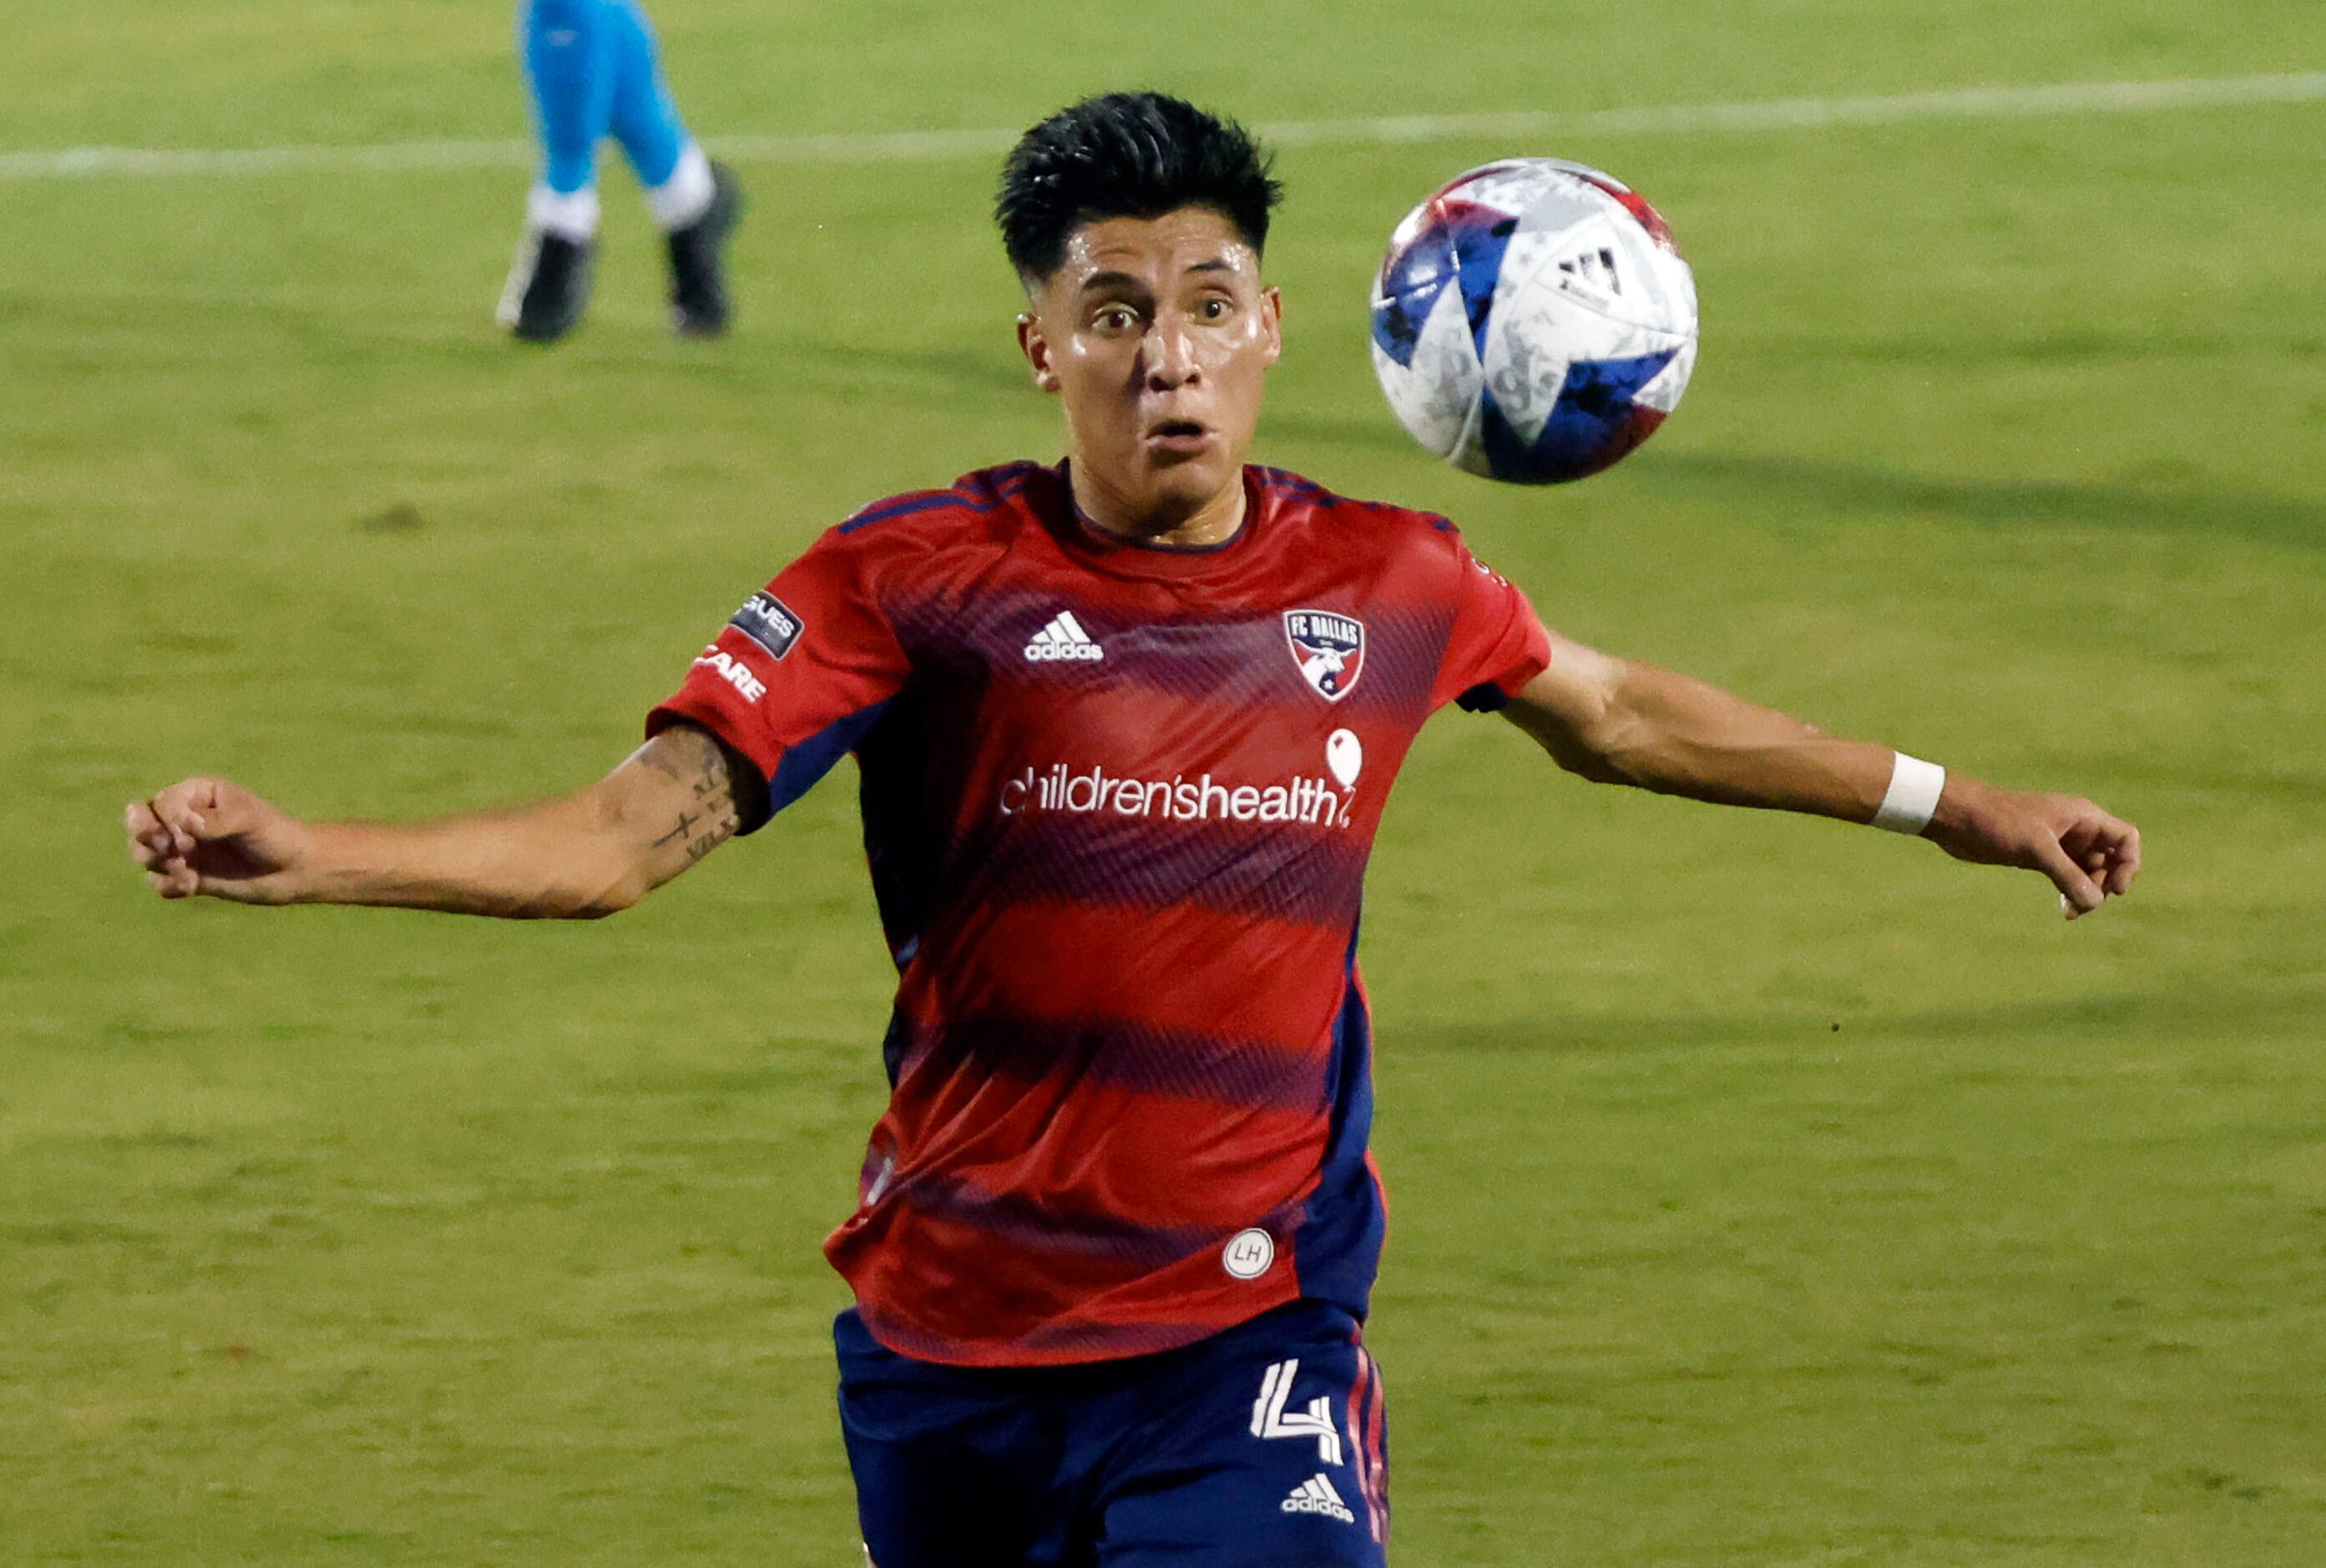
[1370,276,1485,459]
[1480,289,1630,446]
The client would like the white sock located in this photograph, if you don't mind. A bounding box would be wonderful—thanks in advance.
[646,143,716,231]
[527,184,600,243]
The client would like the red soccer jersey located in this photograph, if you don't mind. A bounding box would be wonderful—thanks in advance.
[649,461,1551,1367]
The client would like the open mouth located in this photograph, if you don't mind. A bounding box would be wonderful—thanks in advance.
[1146,419,1211,446]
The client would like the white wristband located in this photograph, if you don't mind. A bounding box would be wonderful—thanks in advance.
[1872,752,1945,835]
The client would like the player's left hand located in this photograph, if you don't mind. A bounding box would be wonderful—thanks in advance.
[1921,776,2141,919]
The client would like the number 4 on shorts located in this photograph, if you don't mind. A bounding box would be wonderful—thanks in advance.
[1251,1358,1343,1465]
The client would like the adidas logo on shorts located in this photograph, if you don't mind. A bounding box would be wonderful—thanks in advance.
[1024,609,1104,662]
[1281,1472,1357,1525]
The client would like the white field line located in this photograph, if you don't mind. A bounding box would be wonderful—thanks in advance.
[3,70,2322,182]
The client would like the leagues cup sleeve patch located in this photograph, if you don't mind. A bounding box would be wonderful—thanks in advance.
[1284,609,1367,702]
[730,591,804,660]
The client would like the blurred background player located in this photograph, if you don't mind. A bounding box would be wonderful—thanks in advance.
[499,0,742,341]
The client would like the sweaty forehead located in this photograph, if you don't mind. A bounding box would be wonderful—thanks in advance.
[1057,210,1259,290]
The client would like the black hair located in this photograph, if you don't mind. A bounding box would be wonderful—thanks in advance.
[995,92,1282,284]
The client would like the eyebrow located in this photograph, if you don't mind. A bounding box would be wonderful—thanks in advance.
[1076,271,1150,296]
[1075,258,1239,295]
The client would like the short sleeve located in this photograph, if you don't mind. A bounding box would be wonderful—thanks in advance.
[646,526,913,827]
[1429,540,1554,713]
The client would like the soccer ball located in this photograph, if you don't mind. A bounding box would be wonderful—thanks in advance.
[1369,159,1697,484]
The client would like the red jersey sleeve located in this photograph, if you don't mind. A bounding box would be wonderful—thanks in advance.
[646,524,913,826]
[1430,536,1554,712]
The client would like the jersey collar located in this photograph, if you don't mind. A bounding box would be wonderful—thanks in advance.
[1041,460,1269,583]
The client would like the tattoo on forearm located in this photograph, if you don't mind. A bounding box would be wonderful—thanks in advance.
[655,810,730,862]
[642,727,741,869]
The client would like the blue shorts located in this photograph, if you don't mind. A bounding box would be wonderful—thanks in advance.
[836,1300,1390,1566]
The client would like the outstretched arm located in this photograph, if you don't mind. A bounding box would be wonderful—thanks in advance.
[124,723,764,918]
[1502,638,2141,918]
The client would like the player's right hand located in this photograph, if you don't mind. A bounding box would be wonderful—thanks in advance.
[125,778,311,905]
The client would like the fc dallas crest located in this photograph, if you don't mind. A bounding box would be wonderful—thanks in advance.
[1283,609,1366,702]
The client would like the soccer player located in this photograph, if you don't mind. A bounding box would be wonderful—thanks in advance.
[498,0,741,341]
[128,94,2139,1565]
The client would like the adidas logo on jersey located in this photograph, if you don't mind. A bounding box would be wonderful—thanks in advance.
[1281,1473,1357,1525]
[1024,610,1104,662]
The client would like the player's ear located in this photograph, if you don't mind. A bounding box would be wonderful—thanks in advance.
[1260,286,1284,368]
[1016,312,1061,395]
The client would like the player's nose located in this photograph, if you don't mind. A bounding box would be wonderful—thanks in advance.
[1140,324,1201,390]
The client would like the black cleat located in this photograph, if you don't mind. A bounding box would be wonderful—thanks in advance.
[666,160,742,338]
[498,230,594,344]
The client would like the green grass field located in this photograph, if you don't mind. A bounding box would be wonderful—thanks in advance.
[5,3,2324,1561]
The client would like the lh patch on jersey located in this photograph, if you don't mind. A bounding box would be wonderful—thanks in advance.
[730,592,803,660]
[1284,610,1366,702]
